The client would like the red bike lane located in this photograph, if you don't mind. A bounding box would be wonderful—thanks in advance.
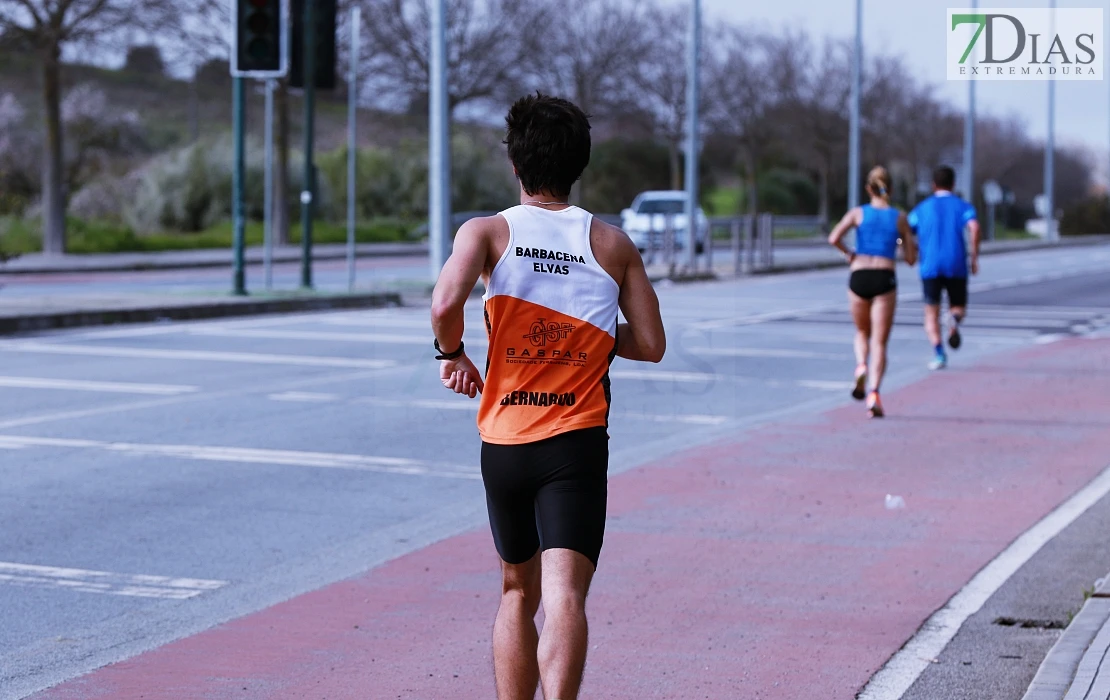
[36,338,1110,699]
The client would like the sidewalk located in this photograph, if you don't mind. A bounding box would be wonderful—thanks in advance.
[3,235,1105,277]
[2,236,1107,336]
[1024,574,1110,699]
[31,336,1110,699]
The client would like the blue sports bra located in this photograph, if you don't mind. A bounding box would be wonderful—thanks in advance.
[855,205,900,260]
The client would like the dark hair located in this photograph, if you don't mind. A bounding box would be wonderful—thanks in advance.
[933,165,956,191]
[504,92,591,198]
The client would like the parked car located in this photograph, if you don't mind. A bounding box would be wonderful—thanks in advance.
[620,191,709,253]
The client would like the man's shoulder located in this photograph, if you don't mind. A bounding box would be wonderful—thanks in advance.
[457,212,509,239]
[589,216,635,254]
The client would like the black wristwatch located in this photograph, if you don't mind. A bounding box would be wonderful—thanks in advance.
[434,339,465,361]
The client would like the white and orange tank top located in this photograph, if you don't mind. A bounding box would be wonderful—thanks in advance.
[478,204,620,445]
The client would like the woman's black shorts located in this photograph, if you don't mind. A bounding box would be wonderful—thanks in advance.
[849,269,897,300]
[481,427,608,569]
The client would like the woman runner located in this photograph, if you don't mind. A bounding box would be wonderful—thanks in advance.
[828,166,917,418]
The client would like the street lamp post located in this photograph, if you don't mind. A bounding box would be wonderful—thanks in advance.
[428,0,451,282]
[1045,0,1057,242]
[848,0,862,212]
[965,0,977,217]
[684,0,700,272]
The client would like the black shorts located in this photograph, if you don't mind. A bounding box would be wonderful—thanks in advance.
[849,269,897,300]
[481,427,608,569]
[922,276,968,307]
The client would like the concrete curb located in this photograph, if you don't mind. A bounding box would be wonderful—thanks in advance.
[0,292,403,335]
[1022,573,1110,700]
[0,243,428,276]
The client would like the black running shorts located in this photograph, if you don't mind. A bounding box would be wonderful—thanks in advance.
[481,427,608,569]
[849,269,897,300]
[921,276,968,308]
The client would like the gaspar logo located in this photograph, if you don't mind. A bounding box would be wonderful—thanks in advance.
[523,318,576,347]
[947,8,1103,81]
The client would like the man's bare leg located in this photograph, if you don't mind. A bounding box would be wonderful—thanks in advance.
[494,553,542,700]
[924,304,943,347]
[538,548,595,700]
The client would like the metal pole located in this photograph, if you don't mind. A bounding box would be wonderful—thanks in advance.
[347,6,360,292]
[965,0,976,208]
[232,77,247,296]
[300,0,317,289]
[684,0,700,272]
[263,79,275,291]
[1045,0,1057,242]
[429,0,451,282]
[848,0,862,212]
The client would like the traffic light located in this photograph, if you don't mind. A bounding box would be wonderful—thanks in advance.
[291,0,337,90]
[232,0,289,77]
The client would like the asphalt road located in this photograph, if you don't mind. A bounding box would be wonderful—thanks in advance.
[1,244,1109,698]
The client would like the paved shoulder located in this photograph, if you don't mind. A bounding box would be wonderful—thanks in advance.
[28,337,1110,699]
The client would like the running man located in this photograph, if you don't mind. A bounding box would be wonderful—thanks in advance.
[907,166,981,370]
[829,166,917,417]
[430,93,666,700]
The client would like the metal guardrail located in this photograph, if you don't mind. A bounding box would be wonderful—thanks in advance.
[417,209,825,277]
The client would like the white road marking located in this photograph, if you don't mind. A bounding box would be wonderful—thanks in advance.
[353,397,730,425]
[0,376,199,396]
[356,397,479,412]
[0,342,396,369]
[858,463,1110,700]
[268,391,340,402]
[793,380,852,391]
[687,347,844,360]
[186,327,489,347]
[689,304,843,330]
[320,315,485,330]
[0,368,397,432]
[0,435,480,480]
[610,369,849,392]
[0,561,226,600]
[610,369,734,384]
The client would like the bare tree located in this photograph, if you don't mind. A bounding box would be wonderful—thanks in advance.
[540,0,650,118]
[771,35,851,221]
[634,3,714,192]
[355,0,551,116]
[0,0,181,253]
[704,27,781,218]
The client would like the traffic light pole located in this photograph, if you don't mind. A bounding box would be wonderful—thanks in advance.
[300,0,317,289]
[683,0,700,274]
[232,76,247,296]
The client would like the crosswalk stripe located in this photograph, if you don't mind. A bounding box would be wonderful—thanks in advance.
[0,561,227,600]
[0,435,480,480]
[185,327,490,347]
[0,376,199,395]
[0,342,396,369]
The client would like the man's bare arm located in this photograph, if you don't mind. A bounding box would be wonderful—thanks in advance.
[431,219,488,351]
[615,237,665,363]
[967,219,982,275]
[430,219,490,398]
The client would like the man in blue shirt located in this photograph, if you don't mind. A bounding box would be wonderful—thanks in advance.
[907,166,981,370]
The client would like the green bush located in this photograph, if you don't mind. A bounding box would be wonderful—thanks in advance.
[757,168,819,216]
[317,131,516,222]
[0,216,414,256]
[582,139,671,213]
[1061,195,1110,236]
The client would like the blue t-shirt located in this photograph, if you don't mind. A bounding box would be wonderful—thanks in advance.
[908,192,977,279]
[856,205,900,260]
